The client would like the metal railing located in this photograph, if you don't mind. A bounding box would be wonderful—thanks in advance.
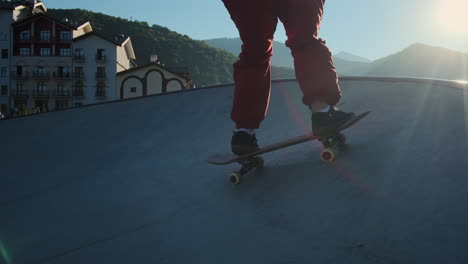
[73,72,84,79]
[11,71,29,80]
[53,72,71,79]
[32,89,50,97]
[95,72,106,79]
[95,55,106,63]
[32,72,50,80]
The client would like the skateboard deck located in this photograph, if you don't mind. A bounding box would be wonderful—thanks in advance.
[207,111,370,165]
[207,111,370,184]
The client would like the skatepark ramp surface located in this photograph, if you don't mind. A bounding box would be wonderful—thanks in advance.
[1,77,468,264]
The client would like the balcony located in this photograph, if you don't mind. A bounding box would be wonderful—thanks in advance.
[17,37,32,43]
[53,89,71,98]
[95,72,106,80]
[73,72,84,79]
[95,90,106,99]
[32,89,50,98]
[73,55,85,63]
[37,38,52,43]
[74,88,85,98]
[32,72,50,80]
[11,89,29,98]
[11,71,29,80]
[53,72,71,80]
[57,38,72,43]
[95,55,106,63]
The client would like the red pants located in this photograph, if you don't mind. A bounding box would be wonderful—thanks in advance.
[223,0,341,129]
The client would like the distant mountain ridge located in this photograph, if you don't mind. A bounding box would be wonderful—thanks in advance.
[334,51,371,63]
[203,38,294,69]
[205,38,468,81]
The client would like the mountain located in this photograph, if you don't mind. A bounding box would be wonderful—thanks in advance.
[334,51,371,63]
[46,9,239,86]
[204,37,371,76]
[333,57,371,76]
[364,43,468,80]
[204,38,294,68]
[204,38,468,81]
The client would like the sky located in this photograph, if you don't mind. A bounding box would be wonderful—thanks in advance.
[42,0,468,61]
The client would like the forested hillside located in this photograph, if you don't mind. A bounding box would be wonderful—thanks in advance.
[47,9,237,86]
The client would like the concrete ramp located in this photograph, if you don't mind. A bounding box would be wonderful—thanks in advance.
[1,78,468,264]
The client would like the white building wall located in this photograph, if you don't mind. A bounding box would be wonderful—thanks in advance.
[116,45,131,72]
[118,64,189,99]
[73,35,117,105]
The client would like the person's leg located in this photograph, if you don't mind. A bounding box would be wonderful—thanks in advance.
[222,0,278,129]
[277,0,341,108]
[277,0,354,137]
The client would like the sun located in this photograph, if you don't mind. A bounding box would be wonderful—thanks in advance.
[438,0,468,33]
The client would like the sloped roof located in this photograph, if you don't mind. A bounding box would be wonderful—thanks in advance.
[73,31,129,46]
[12,12,77,29]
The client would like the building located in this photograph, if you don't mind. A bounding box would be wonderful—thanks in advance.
[1,0,191,115]
[72,29,136,106]
[117,62,191,99]
[0,0,46,115]
[10,12,76,112]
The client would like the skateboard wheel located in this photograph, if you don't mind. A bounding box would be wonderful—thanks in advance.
[228,172,242,185]
[321,148,337,162]
[254,157,264,168]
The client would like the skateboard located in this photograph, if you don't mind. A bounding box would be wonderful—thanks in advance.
[207,111,370,184]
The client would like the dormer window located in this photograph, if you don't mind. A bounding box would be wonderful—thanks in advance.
[19,30,30,40]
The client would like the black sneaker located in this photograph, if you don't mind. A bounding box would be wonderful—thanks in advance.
[231,131,259,155]
[312,106,355,138]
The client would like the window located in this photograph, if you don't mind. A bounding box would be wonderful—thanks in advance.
[130,87,136,93]
[57,66,70,78]
[60,31,71,41]
[40,48,50,56]
[19,30,30,40]
[60,48,71,56]
[97,49,105,57]
[20,48,30,56]
[1,49,7,59]
[0,67,7,77]
[74,66,83,78]
[96,67,105,78]
[40,31,50,41]
[0,32,6,41]
[57,82,65,91]
[74,102,83,107]
[16,66,23,75]
[37,81,47,91]
[16,82,23,91]
[56,100,68,110]
[96,81,105,96]
[37,66,47,74]
[1,85,7,96]
[74,48,84,56]
[96,49,106,60]
[58,66,70,74]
